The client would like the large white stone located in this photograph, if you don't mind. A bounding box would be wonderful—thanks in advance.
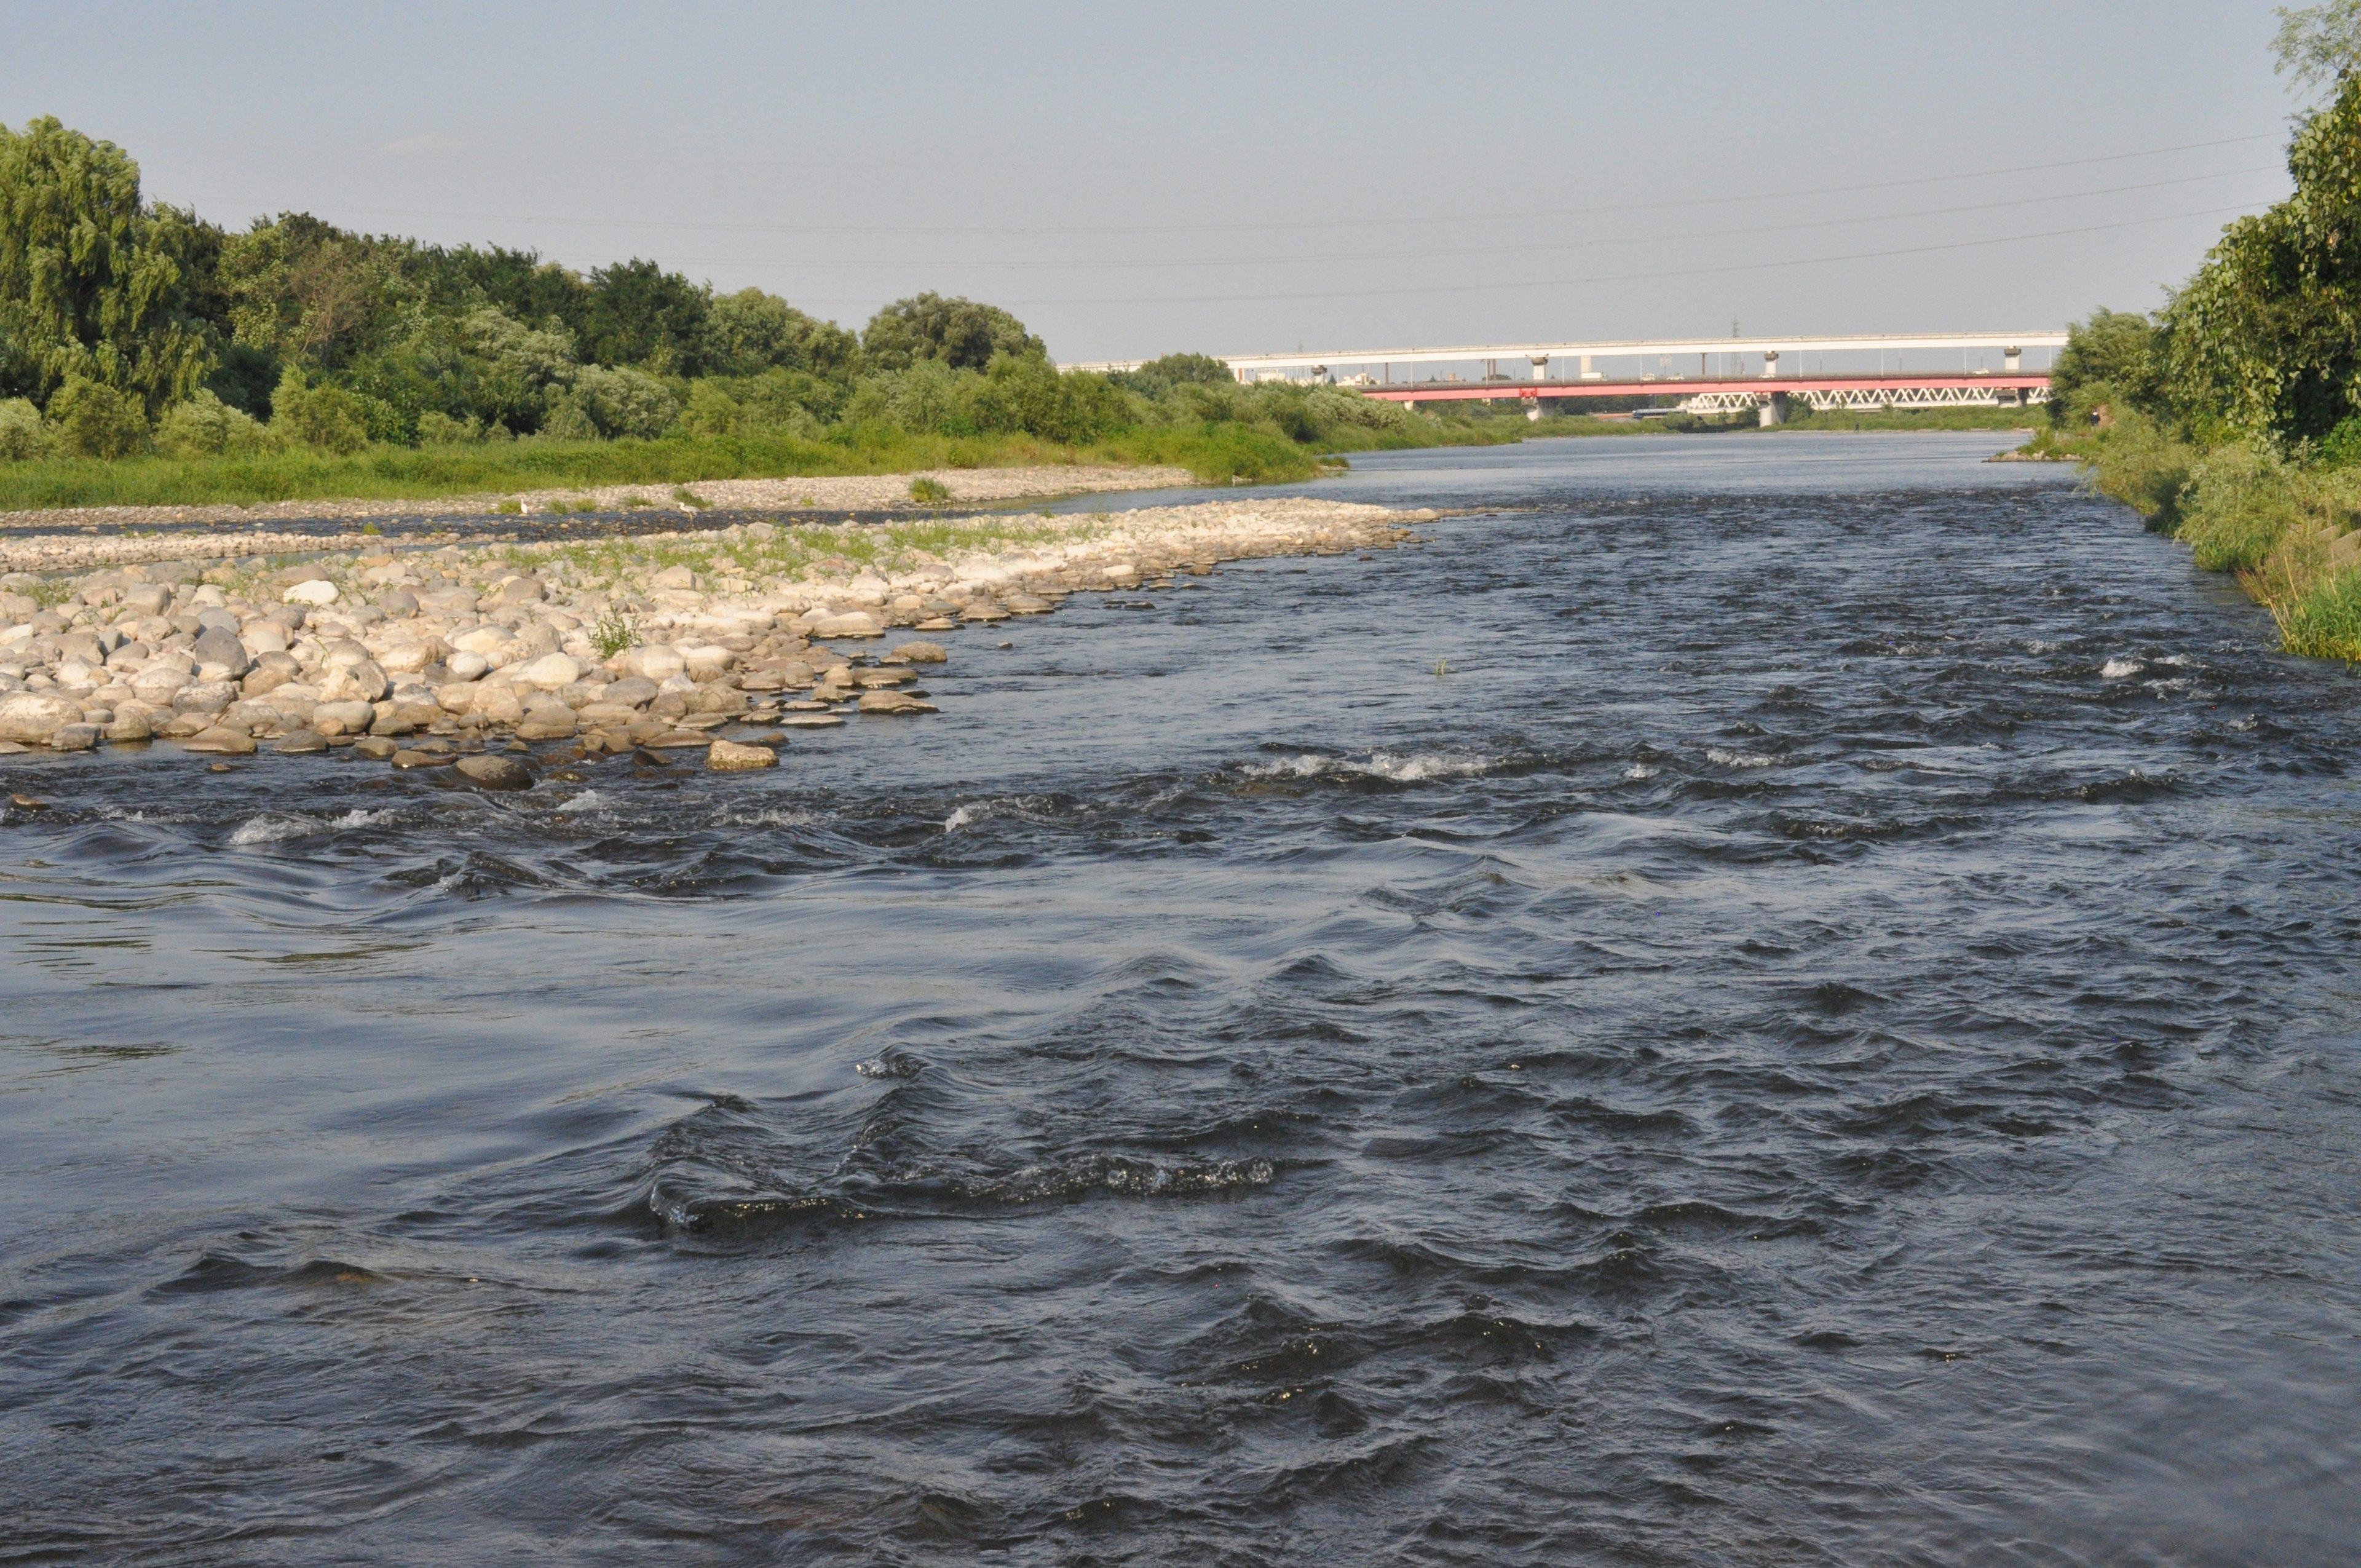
[283,580,340,606]
[0,692,80,743]
[239,620,291,655]
[516,652,580,691]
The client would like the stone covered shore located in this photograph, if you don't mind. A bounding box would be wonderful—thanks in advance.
[0,498,1428,781]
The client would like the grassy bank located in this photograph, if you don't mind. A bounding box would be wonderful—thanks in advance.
[0,400,2033,515]
[0,405,1533,512]
[2064,416,2361,660]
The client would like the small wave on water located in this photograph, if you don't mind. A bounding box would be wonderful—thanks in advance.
[228,806,398,845]
[1241,748,1504,784]
[8,437,2361,1565]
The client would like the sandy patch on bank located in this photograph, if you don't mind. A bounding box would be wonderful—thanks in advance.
[0,463,1197,542]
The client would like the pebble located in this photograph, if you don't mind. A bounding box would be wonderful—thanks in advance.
[350,736,398,761]
[272,730,330,754]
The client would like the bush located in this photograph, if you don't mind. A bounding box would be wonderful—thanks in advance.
[569,365,679,440]
[910,475,950,504]
[0,397,52,460]
[676,380,746,440]
[155,389,275,458]
[269,369,371,453]
[2175,441,2295,571]
[46,377,151,457]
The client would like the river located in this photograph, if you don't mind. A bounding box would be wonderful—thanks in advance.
[6,432,2358,1564]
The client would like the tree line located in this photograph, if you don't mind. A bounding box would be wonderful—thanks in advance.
[0,116,1436,467]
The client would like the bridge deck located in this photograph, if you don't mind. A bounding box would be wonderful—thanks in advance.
[1362,373,2051,403]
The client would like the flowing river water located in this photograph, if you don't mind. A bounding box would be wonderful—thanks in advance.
[5,433,2359,1564]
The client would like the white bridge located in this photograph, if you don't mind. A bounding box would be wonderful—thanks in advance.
[1065,332,2068,424]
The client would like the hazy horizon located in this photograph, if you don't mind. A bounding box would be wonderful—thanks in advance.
[1,0,2304,362]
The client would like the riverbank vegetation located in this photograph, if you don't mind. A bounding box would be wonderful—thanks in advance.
[0,116,1529,508]
[2036,3,2361,659]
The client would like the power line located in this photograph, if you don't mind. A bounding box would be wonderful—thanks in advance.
[597,167,2284,274]
[941,203,2267,307]
[152,132,2279,242]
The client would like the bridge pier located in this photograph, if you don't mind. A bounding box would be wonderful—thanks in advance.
[1758,392,1788,428]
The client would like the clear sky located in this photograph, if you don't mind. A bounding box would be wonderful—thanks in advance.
[0,0,2304,362]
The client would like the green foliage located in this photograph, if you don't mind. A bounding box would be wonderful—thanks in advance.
[2276,564,2361,658]
[155,388,274,458]
[2274,1,2361,100]
[581,258,708,371]
[2323,413,2361,466]
[0,117,208,412]
[702,288,856,377]
[909,475,950,504]
[590,608,638,660]
[269,366,370,453]
[2174,440,2304,571]
[2156,72,2361,441]
[0,396,50,459]
[562,364,679,440]
[2049,309,2163,426]
[861,292,1045,371]
[1111,353,1233,397]
[47,375,150,457]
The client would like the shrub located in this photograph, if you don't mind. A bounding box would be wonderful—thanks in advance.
[269,369,370,453]
[910,476,950,504]
[155,389,275,458]
[590,608,637,660]
[46,376,151,457]
[416,410,480,445]
[0,397,52,460]
[2322,414,2361,469]
[677,380,746,440]
[570,365,679,440]
[2175,440,2296,571]
[536,394,601,441]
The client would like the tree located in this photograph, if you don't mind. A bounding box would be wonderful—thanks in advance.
[861,292,1044,372]
[580,258,709,371]
[0,117,209,413]
[2048,309,2162,425]
[2159,70,2361,441]
[2276,1,2361,100]
[702,288,856,377]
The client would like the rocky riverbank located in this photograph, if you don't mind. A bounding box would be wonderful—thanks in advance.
[0,498,1428,778]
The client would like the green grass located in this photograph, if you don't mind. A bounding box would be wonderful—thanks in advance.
[0,422,1361,511]
[2276,567,2361,660]
[513,511,1117,593]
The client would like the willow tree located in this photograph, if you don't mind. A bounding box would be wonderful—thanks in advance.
[0,116,208,413]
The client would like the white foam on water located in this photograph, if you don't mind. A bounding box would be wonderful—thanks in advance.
[1706,748,1776,768]
[556,790,607,814]
[1242,750,1498,784]
[1624,764,1659,780]
[943,804,976,832]
[2102,657,2143,679]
